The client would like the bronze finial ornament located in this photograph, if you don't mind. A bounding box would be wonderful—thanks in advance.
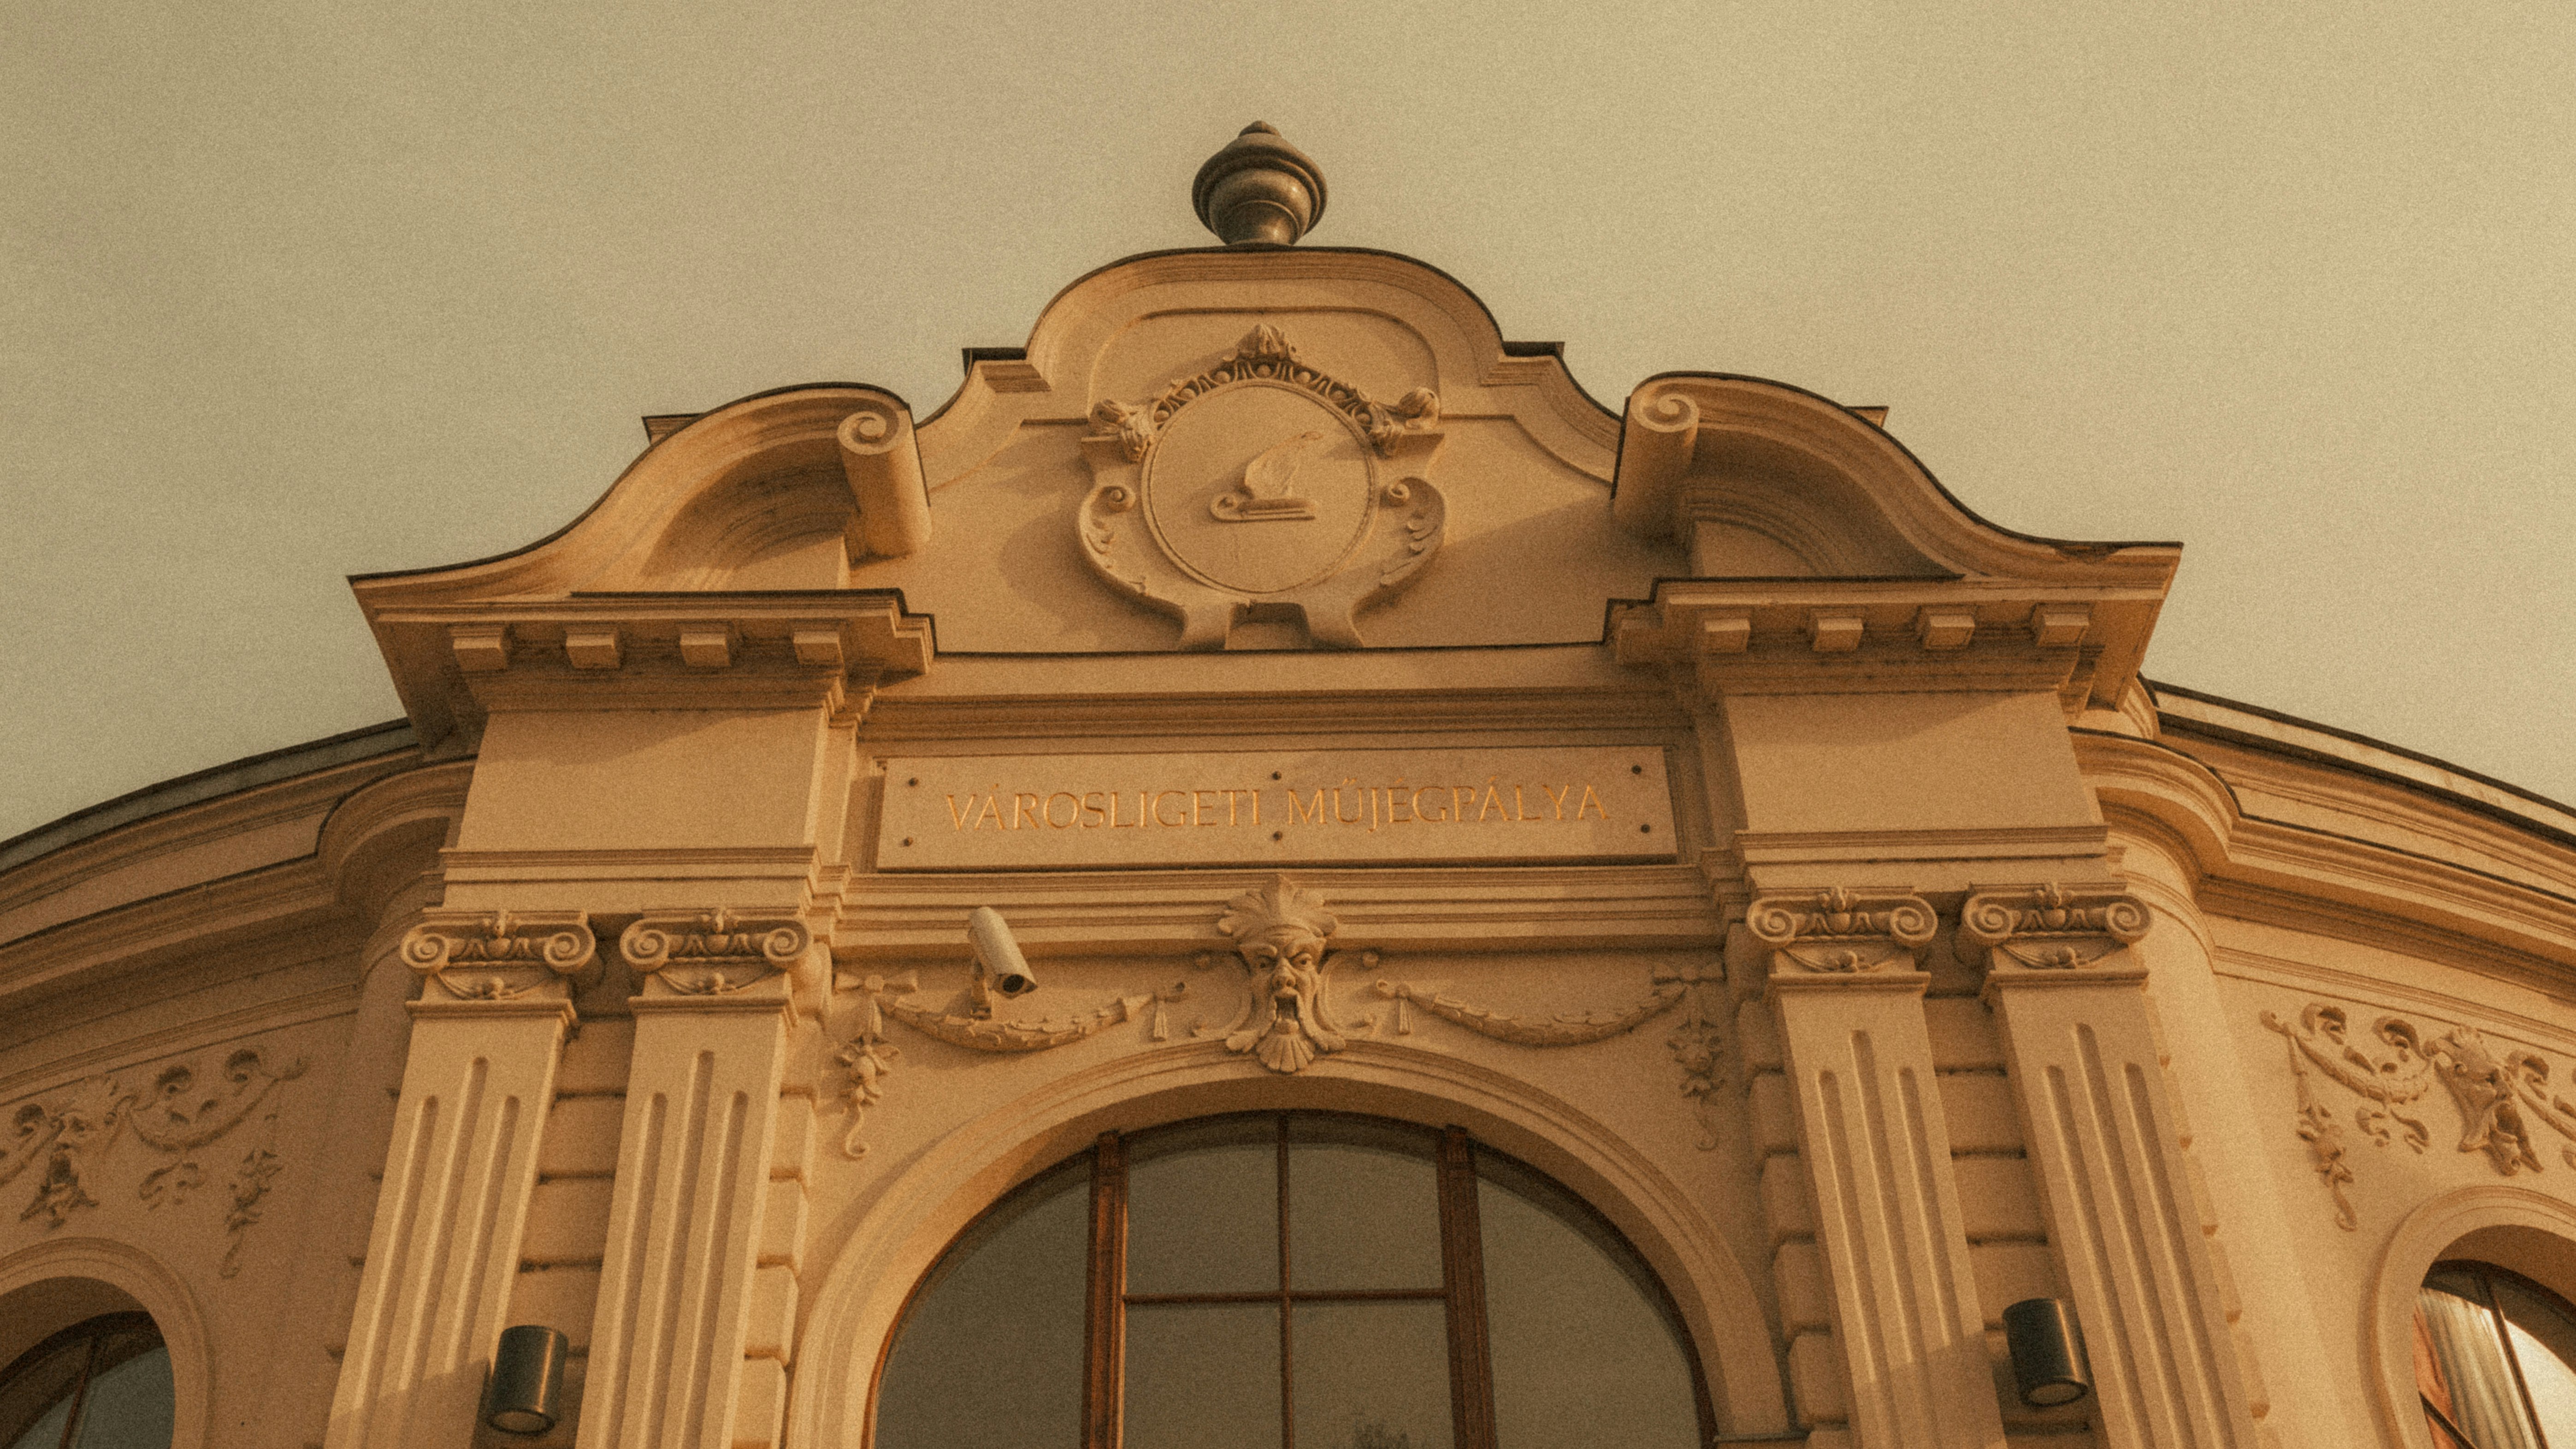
[1192,121,1328,246]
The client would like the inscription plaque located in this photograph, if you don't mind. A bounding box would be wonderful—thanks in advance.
[877,747,1676,871]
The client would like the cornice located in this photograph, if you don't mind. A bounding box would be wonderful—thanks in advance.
[0,761,470,1017]
[827,863,1724,954]
[2076,730,2576,971]
[0,746,422,922]
[1608,373,2182,586]
[1609,576,2166,713]
[858,688,1688,743]
[363,590,932,752]
[2154,684,2576,842]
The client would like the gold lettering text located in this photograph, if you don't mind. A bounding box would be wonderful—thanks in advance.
[1576,784,1609,821]
[1153,791,1190,827]
[1192,790,1221,826]
[1045,792,1081,828]
[1478,783,1507,822]
[1335,781,1366,825]
[1012,793,1041,830]
[1413,786,1448,823]
[1542,784,1572,821]
[1289,788,1327,826]
[1081,792,1108,828]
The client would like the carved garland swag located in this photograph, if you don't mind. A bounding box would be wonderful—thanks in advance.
[2262,1001,2576,1230]
[828,875,1726,1157]
[0,1046,307,1274]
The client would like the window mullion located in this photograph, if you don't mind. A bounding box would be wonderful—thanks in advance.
[1084,1133,1128,1449]
[1280,1114,1294,1449]
[1436,1127,1497,1449]
[2481,1267,2557,1449]
[53,1335,101,1449]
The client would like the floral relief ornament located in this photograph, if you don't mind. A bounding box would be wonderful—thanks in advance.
[0,1046,307,1273]
[1370,963,1728,1149]
[828,965,1193,1158]
[2261,1001,2576,1229]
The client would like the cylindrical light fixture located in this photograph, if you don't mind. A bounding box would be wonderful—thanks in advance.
[2003,1298,2093,1408]
[485,1325,569,1435]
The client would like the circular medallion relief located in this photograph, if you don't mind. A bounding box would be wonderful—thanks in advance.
[1143,380,1376,596]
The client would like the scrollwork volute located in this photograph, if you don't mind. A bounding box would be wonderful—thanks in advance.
[1075,325,1448,650]
[620,907,812,1000]
[1956,881,2151,974]
[400,909,597,1003]
[1746,886,1937,975]
[1,1046,307,1273]
[2262,1000,2576,1230]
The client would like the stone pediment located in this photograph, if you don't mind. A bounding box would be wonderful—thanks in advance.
[352,130,2181,749]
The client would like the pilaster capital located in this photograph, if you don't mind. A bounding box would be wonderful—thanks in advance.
[398,908,597,1008]
[1957,880,2150,983]
[620,907,816,1009]
[1747,885,1937,977]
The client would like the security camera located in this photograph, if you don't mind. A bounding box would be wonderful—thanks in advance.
[967,907,1037,1004]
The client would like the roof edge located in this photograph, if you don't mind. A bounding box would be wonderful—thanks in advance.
[2149,680,2576,846]
[0,719,421,874]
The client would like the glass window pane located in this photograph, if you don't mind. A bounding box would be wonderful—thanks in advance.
[0,1340,88,1449]
[66,1344,172,1449]
[1124,1301,1281,1449]
[2494,1276,2576,1447]
[1288,1120,1442,1292]
[2420,1273,2542,1449]
[1290,1300,1451,1449]
[1129,1120,1278,1295]
[1478,1160,1700,1449]
[876,1155,1090,1449]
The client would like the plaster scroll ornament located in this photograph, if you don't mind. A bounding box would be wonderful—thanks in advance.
[1077,325,1447,650]
[1206,875,1364,1074]
[2261,1002,2576,1229]
[620,908,811,999]
[2,1046,307,1271]
[400,909,597,1003]
[828,968,1194,1158]
[1369,964,1729,1149]
[1746,886,1938,975]
[1956,882,2151,972]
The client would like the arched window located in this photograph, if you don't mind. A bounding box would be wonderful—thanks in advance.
[0,1312,173,1449]
[2418,1261,2576,1449]
[873,1112,1713,1449]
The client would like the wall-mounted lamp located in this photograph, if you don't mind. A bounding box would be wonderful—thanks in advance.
[2003,1298,2092,1408]
[484,1325,568,1435]
[967,906,1037,1018]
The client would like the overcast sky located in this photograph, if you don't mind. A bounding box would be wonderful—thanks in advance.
[5,1,2571,842]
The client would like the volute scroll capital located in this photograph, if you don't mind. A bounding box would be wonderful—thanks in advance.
[398,908,597,1006]
[1957,881,2151,980]
[619,907,818,1008]
[1746,885,1937,976]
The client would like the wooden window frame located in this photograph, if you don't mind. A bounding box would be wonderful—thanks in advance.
[0,1310,164,1449]
[2420,1259,2576,1449]
[1053,1111,1713,1449]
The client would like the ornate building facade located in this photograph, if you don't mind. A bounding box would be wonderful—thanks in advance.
[3,124,2570,1449]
